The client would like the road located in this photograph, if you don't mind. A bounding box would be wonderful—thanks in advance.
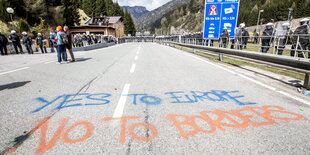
[0,43,309,155]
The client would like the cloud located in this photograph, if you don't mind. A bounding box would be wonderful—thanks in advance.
[117,0,172,11]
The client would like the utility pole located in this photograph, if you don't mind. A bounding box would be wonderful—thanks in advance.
[256,10,264,35]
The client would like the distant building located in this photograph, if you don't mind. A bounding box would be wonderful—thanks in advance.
[70,16,125,37]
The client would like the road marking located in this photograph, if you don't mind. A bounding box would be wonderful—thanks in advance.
[44,60,56,64]
[130,64,136,73]
[113,84,131,118]
[137,44,141,54]
[135,56,138,60]
[183,52,310,106]
[0,67,30,76]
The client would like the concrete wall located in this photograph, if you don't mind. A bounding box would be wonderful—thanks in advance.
[72,42,116,52]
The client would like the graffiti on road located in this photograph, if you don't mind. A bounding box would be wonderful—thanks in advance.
[31,105,305,154]
[31,90,256,113]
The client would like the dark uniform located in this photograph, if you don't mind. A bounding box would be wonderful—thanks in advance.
[291,25,309,58]
[0,33,8,55]
[220,30,229,48]
[9,33,24,54]
[36,35,47,53]
[23,35,33,54]
[261,27,274,53]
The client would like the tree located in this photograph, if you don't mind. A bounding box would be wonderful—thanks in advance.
[62,0,80,26]
[124,11,136,36]
[95,0,107,17]
[17,18,30,32]
[81,0,96,17]
[0,0,10,22]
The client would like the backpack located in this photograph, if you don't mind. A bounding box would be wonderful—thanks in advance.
[62,33,69,44]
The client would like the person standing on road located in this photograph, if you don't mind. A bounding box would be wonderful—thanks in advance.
[261,23,275,53]
[220,28,230,48]
[49,29,57,53]
[36,33,47,54]
[277,23,292,55]
[9,30,24,54]
[56,26,68,64]
[82,34,88,46]
[22,32,33,54]
[63,26,75,62]
[291,18,309,58]
[0,31,8,55]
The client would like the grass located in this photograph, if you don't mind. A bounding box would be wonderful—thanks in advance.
[209,41,309,57]
[173,45,305,80]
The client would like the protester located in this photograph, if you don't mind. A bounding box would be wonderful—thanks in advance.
[219,28,229,48]
[87,34,92,45]
[36,33,47,54]
[0,31,8,55]
[277,23,292,55]
[56,26,68,64]
[63,26,75,62]
[82,34,88,46]
[22,32,33,54]
[291,18,309,58]
[49,29,57,53]
[261,23,275,53]
[9,30,24,54]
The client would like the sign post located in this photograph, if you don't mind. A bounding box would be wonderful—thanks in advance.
[203,0,240,39]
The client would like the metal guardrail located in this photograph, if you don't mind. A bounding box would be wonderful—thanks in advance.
[160,41,310,89]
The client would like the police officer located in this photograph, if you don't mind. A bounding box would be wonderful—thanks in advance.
[36,33,47,53]
[261,23,275,53]
[277,23,291,55]
[291,18,309,58]
[9,30,24,54]
[0,31,8,55]
[22,32,33,54]
[220,28,230,48]
[236,23,247,50]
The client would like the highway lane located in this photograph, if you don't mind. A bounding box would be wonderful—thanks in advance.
[0,43,309,155]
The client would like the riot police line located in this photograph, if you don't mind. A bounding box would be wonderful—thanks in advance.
[118,36,156,43]
[155,18,310,59]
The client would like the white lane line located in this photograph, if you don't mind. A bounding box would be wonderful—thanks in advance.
[44,60,56,64]
[135,56,139,60]
[137,44,141,54]
[113,84,131,118]
[0,67,30,76]
[184,52,310,105]
[130,64,136,73]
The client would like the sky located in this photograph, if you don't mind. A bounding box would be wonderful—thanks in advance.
[117,0,172,11]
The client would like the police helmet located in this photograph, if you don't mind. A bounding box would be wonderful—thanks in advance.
[300,18,310,25]
[11,30,16,34]
[22,31,27,35]
[240,23,245,28]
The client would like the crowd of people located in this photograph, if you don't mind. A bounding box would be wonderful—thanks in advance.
[218,18,310,58]
[0,26,118,64]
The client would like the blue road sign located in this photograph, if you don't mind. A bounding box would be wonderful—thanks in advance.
[203,0,240,39]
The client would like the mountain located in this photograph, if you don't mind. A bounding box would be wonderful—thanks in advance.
[154,0,310,35]
[122,6,149,20]
[136,0,190,31]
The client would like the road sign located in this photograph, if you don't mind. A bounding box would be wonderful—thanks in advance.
[203,0,240,39]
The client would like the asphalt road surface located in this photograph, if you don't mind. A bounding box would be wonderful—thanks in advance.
[0,43,309,155]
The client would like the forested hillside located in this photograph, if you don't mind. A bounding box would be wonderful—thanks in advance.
[154,0,310,35]
[0,0,136,35]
